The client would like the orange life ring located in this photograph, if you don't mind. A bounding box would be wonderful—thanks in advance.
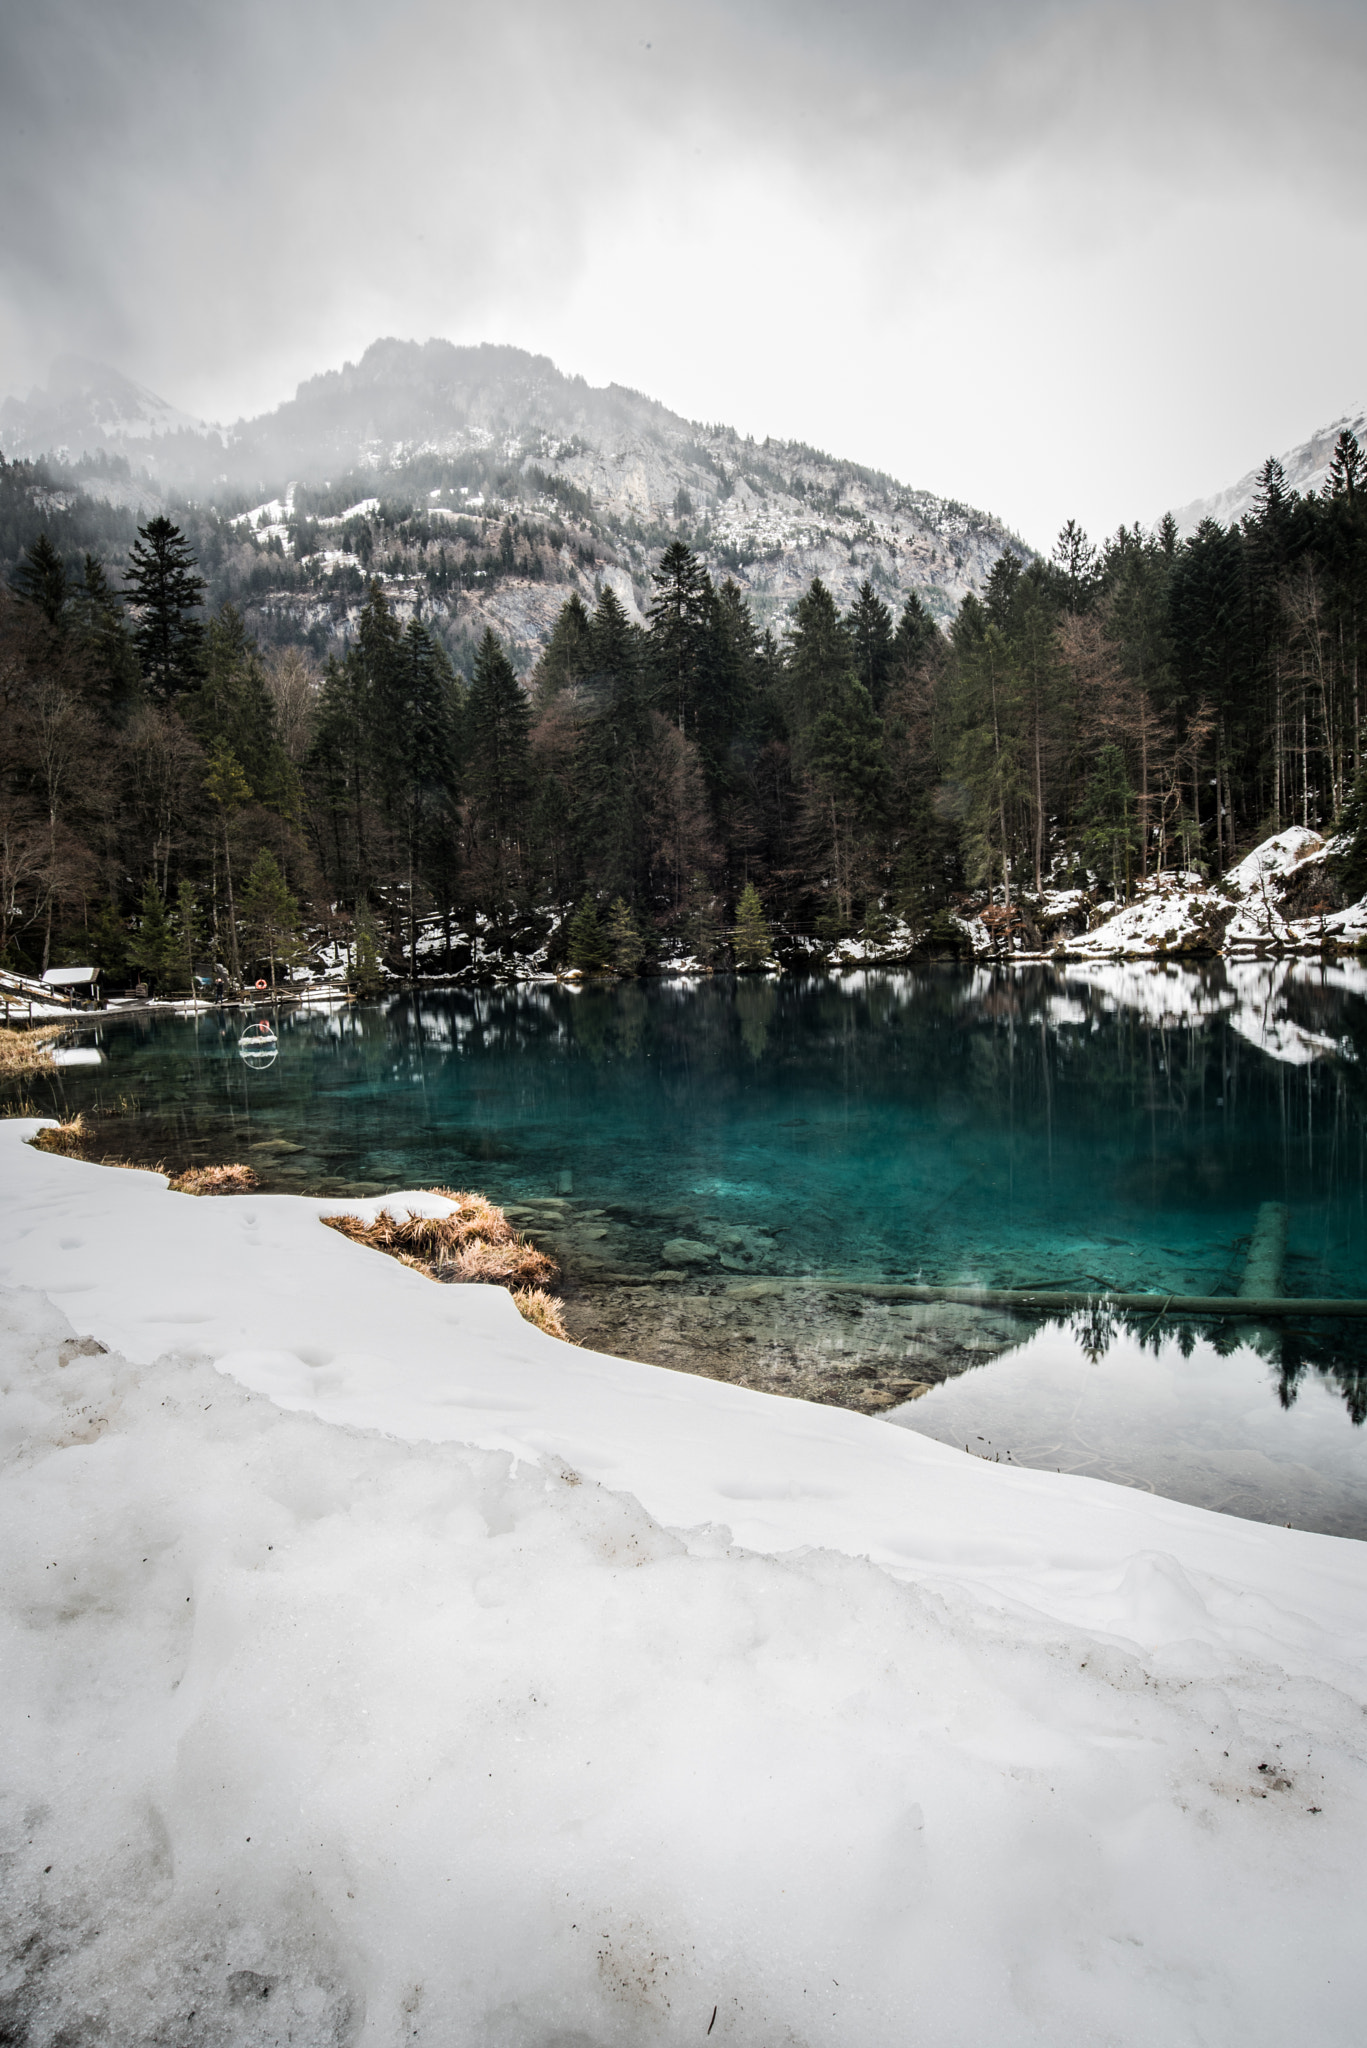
[255,979,268,991]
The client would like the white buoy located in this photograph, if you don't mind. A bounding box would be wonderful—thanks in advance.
[238,1020,278,1070]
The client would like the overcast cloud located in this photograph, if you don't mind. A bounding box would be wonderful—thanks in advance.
[2,0,1364,545]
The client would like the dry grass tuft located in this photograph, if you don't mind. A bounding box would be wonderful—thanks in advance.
[322,1188,559,1295]
[169,1163,260,1195]
[30,1115,89,1155]
[511,1287,571,1340]
[0,1026,61,1077]
[28,1121,165,1177]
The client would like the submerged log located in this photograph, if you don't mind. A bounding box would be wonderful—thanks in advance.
[723,1279,1367,1318]
[1240,1201,1289,1299]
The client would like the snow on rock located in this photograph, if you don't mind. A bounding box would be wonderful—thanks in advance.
[1225,826,1328,894]
[3,1124,1367,2044]
[1067,883,1220,960]
[1061,829,1360,962]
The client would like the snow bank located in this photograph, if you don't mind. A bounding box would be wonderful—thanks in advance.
[3,1124,1367,2044]
[1067,828,1361,962]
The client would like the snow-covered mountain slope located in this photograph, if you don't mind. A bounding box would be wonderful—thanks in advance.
[2,340,1027,622]
[1169,405,1367,534]
[0,356,221,466]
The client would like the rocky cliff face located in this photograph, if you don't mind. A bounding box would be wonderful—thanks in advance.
[3,340,1027,647]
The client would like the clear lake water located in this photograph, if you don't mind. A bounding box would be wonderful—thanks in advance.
[15,959,1367,1538]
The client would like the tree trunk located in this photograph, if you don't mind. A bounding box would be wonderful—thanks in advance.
[1032,704,1044,894]
[1138,694,1150,882]
[999,795,1011,909]
[1273,669,1283,828]
[42,812,55,974]
[408,846,418,983]
[223,828,241,986]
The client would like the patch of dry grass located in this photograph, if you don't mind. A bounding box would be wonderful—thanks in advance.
[0,1025,61,1077]
[510,1286,571,1339]
[30,1114,89,1155]
[28,1119,167,1177]
[28,1123,259,1194]
[322,1189,569,1339]
[169,1164,260,1195]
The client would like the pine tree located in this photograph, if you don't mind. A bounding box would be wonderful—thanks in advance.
[1326,429,1365,506]
[12,535,68,626]
[567,895,607,971]
[784,577,855,749]
[648,539,712,735]
[466,629,531,901]
[72,555,140,719]
[1080,744,1138,901]
[984,551,1025,627]
[1167,520,1248,868]
[351,900,383,997]
[240,849,303,991]
[382,619,461,972]
[204,740,253,985]
[534,591,593,707]
[848,581,895,708]
[1051,521,1097,611]
[87,902,130,978]
[731,882,774,969]
[192,605,294,807]
[577,587,655,901]
[126,880,176,989]
[683,880,725,967]
[310,650,373,905]
[174,879,202,996]
[605,897,644,974]
[892,591,940,672]
[124,517,206,696]
[947,595,1023,905]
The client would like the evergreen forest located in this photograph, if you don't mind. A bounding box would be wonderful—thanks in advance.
[4,435,1367,988]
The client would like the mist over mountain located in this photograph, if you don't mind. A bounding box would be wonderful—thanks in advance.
[1,339,1026,656]
[1170,403,1367,534]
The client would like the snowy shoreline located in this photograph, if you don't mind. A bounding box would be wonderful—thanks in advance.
[3,1121,1367,2043]
[9,829,1363,1035]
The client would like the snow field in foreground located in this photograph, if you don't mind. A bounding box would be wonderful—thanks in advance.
[3,1281,1367,2047]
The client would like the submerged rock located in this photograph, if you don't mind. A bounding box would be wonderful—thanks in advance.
[557,1274,1032,1414]
[661,1236,718,1266]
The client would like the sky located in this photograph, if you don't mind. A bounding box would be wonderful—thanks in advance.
[2,0,1365,549]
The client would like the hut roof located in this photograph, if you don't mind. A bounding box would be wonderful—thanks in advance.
[42,966,100,988]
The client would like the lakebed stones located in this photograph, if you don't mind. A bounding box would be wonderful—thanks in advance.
[254,1177,1027,1419]
[556,1271,1031,1416]
[661,1237,718,1267]
[659,1225,779,1271]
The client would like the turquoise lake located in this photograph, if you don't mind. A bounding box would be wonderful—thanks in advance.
[25,960,1367,1537]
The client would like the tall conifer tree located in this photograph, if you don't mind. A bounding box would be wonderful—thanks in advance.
[124,516,206,696]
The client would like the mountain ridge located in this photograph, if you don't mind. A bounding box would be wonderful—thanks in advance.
[1170,402,1367,533]
[1,339,1028,651]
